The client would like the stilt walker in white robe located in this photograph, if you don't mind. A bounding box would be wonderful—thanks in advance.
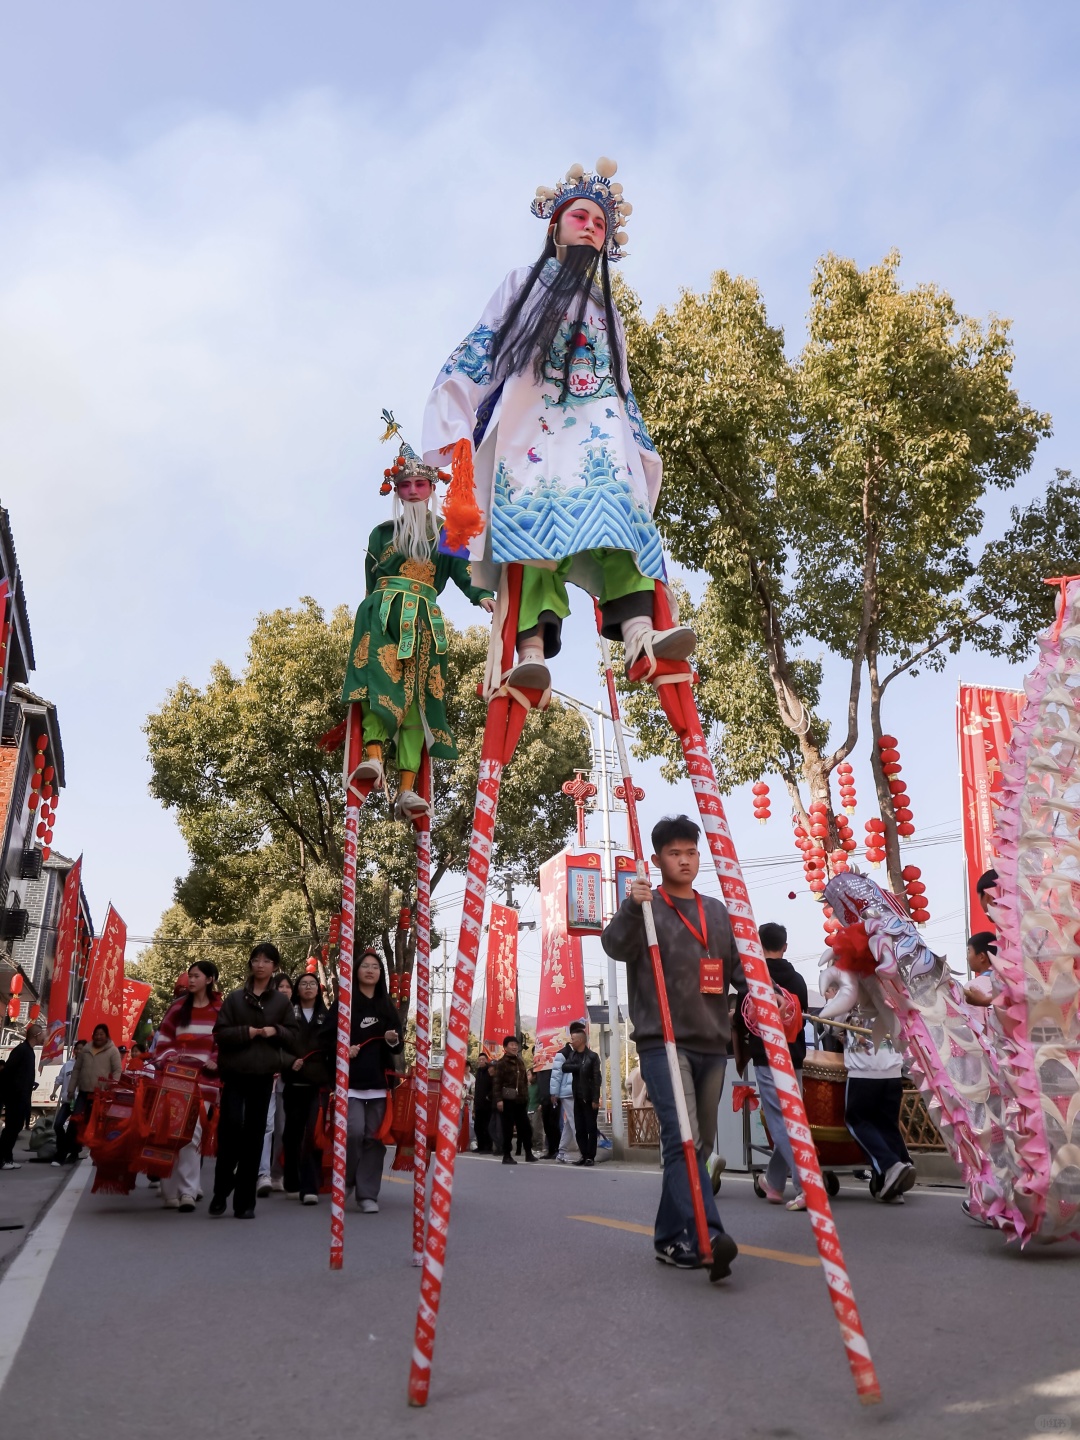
[422,157,694,689]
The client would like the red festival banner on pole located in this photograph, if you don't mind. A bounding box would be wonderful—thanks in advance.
[481,904,519,1053]
[958,684,1026,933]
[120,979,152,1048]
[77,904,128,1042]
[534,853,588,1070]
[41,855,82,1065]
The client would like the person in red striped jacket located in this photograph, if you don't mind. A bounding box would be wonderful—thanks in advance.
[151,961,223,1212]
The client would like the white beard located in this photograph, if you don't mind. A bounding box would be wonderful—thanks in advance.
[392,492,441,563]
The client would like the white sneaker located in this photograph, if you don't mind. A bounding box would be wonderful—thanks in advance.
[51,1160,62,1167]
[394,789,431,821]
[0,1161,23,1170]
[301,1193,319,1206]
[256,1176,272,1198]
[178,1195,196,1212]
[880,1161,911,1201]
[161,1197,180,1210]
[270,1177,285,1192]
[624,625,697,670]
[358,1198,380,1214]
[349,757,385,790]
[507,658,552,690]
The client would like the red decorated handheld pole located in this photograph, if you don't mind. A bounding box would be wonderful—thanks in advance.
[634,590,881,1405]
[411,755,433,1266]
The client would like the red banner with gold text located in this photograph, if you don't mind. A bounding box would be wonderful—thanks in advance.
[481,904,519,1054]
[77,904,127,1042]
[958,684,1026,934]
[41,856,82,1064]
[120,979,152,1048]
[534,853,587,1070]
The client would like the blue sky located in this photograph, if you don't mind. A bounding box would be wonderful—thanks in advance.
[0,1,1076,1006]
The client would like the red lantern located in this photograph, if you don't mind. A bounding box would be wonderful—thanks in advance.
[841,837,857,852]
[882,762,902,777]
[28,1003,40,1020]
[43,766,53,781]
[27,793,38,811]
[33,754,44,771]
[44,829,53,845]
[878,734,898,748]
[894,807,913,823]
[901,865,921,881]
[878,747,900,765]
[897,822,915,837]
[11,975,23,995]
[36,822,46,838]
[30,773,41,792]
[888,777,905,794]
[41,848,51,862]
[752,782,769,797]
[305,956,318,973]
[866,817,885,833]
[911,908,930,925]
[906,881,926,897]
[7,999,20,1019]
[41,784,52,801]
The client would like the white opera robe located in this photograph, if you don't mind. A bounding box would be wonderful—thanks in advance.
[421,261,666,597]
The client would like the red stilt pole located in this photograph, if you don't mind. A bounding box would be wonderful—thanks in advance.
[408,568,535,1408]
[411,754,433,1266]
[597,620,712,1261]
[329,704,374,1271]
[633,591,882,1405]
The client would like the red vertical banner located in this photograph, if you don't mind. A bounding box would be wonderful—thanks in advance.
[481,904,519,1053]
[41,855,82,1064]
[120,979,152,1047]
[77,904,127,1042]
[958,684,1026,933]
[534,853,587,1069]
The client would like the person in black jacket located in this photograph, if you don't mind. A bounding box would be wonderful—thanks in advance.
[323,948,402,1213]
[561,1021,602,1166]
[0,1024,43,1169]
[210,943,299,1218]
[282,971,333,1204]
[742,922,809,1210]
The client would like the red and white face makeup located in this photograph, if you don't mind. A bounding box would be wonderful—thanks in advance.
[553,198,607,252]
[395,474,434,504]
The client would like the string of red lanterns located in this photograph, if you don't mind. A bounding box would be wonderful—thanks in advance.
[752,780,771,823]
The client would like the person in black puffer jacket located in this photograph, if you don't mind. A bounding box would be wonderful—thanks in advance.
[211,943,300,1218]
[282,971,334,1203]
[322,948,402,1213]
[560,1022,603,1166]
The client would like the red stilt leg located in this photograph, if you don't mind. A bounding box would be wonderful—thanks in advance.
[408,567,536,1408]
[411,753,433,1266]
[630,590,881,1405]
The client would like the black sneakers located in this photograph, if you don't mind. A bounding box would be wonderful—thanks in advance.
[502,1155,517,1165]
[208,1195,227,1216]
[709,1233,739,1283]
[655,1242,699,1269]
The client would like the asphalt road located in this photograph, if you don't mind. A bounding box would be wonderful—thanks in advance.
[1,1156,1078,1440]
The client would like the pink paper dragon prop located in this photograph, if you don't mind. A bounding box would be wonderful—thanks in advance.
[826,577,1080,1244]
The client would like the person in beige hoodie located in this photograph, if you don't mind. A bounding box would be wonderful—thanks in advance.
[64,1024,122,1159]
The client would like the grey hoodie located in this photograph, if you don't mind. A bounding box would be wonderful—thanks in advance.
[601,890,746,1054]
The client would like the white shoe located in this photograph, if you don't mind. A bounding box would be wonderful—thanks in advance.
[301,1193,319,1206]
[256,1176,272,1198]
[161,1197,180,1210]
[394,789,431,821]
[178,1195,196,1212]
[349,757,385,790]
[0,1161,22,1170]
[358,1198,380,1214]
[51,1160,62,1167]
[270,1177,285,1192]
[507,658,552,690]
[880,1161,911,1201]
[623,624,697,670]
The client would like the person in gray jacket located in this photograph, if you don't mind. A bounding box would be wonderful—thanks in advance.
[602,815,744,1281]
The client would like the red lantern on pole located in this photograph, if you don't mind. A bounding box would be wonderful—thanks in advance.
[35,734,48,752]
[28,1003,40,1020]
[11,974,23,995]
[7,999,20,1020]
[41,847,51,862]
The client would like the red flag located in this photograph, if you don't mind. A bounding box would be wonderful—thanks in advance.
[0,578,10,700]
[534,853,587,1070]
[481,904,519,1052]
[958,684,1026,933]
[77,904,128,1042]
[120,979,152,1047]
[41,856,82,1065]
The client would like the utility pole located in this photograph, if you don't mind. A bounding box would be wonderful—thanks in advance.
[596,695,625,1152]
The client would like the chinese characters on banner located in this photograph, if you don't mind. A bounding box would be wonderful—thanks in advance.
[534,853,588,1070]
[481,904,519,1054]
[77,904,128,1042]
[120,979,152,1048]
[958,684,1026,934]
[41,855,82,1064]
[614,853,637,908]
[565,852,604,935]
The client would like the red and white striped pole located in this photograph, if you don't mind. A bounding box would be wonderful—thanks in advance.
[411,757,433,1266]
[599,633,712,1261]
[329,705,371,1271]
[641,602,881,1404]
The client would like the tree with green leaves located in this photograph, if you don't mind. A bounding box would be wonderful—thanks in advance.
[619,251,1061,900]
[133,598,590,1021]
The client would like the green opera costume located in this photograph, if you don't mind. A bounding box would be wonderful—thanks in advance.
[342,520,493,767]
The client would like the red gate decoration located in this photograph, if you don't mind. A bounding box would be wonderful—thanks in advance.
[77,904,127,1042]
[565,850,604,936]
[957,684,1025,933]
[41,855,82,1065]
[481,903,519,1052]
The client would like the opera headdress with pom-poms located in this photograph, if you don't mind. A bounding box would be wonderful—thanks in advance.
[530,157,632,261]
[378,409,449,495]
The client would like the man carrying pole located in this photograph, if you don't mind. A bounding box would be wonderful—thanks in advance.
[602,815,743,1280]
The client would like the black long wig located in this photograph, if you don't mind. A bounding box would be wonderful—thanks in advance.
[488,230,626,403]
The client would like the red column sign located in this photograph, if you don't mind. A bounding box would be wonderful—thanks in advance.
[957,684,1026,933]
[534,853,588,1069]
[41,855,82,1064]
[77,904,128,1042]
[120,979,152,1047]
[481,904,519,1053]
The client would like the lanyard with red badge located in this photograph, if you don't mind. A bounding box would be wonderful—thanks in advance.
[657,887,726,994]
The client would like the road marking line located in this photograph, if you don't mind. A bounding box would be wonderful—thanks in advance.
[0,1163,92,1395]
[385,1175,411,1186]
[568,1214,821,1268]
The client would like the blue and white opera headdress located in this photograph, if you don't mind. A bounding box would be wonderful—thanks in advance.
[530,157,632,262]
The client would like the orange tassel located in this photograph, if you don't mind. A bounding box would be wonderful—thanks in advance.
[442,437,484,552]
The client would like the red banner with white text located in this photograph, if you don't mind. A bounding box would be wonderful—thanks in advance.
[77,904,127,1042]
[41,856,82,1064]
[958,684,1026,934]
[120,979,152,1048]
[481,904,519,1054]
[534,853,588,1070]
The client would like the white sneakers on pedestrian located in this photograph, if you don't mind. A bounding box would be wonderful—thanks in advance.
[270,1177,285,1192]
[0,1161,22,1170]
[256,1176,272,1197]
[301,1193,318,1206]
[879,1161,916,1201]
[358,1198,379,1214]
[178,1195,196,1212]
[161,1197,180,1210]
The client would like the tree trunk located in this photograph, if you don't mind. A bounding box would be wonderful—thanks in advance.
[867,639,907,904]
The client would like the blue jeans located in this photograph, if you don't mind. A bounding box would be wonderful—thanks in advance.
[639,1046,727,1253]
[755,1065,801,1195]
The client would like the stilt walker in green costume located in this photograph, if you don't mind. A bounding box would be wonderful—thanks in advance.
[343,421,495,819]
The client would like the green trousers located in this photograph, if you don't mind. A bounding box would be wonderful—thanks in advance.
[362,701,425,773]
[518,550,655,654]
